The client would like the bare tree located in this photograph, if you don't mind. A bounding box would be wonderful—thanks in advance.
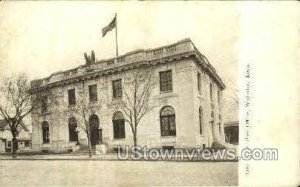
[0,73,39,158]
[223,79,239,111]
[114,70,157,147]
[228,88,239,109]
[71,82,102,157]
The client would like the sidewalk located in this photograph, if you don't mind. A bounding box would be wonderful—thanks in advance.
[0,153,118,160]
[0,152,238,161]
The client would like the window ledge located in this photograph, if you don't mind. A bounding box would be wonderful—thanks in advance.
[111,98,123,105]
[112,97,122,101]
[39,111,51,116]
[160,90,173,94]
[89,100,98,104]
[42,143,51,147]
[161,136,176,139]
[160,136,176,143]
[154,92,178,100]
[89,101,100,107]
[113,138,126,142]
[67,105,76,111]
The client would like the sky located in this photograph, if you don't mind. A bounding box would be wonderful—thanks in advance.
[0,1,239,121]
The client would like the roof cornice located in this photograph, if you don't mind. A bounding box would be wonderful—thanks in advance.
[31,38,225,92]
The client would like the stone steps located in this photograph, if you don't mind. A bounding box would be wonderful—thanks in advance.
[72,145,96,154]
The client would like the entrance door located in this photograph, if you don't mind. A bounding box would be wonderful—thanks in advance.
[89,114,100,147]
[69,117,78,142]
[90,126,99,146]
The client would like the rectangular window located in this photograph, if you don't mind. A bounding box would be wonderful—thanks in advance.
[210,83,213,102]
[68,89,76,106]
[217,90,221,106]
[7,141,12,148]
[159,70,173,92]
[199,108,203,135]
[112,79,122,98]
[89,84,98,102]
[197,72,202,94]
[113,120,125,139]
[218,116,222,136]
[41,95,48,113]
[25,141,30,147]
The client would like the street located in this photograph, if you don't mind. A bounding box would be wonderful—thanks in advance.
[0,160,237,186]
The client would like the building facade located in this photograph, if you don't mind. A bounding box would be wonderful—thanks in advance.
[31,38,226,153]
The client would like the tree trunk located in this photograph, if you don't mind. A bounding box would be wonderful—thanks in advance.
[133,126,137,147]
[133,120,138,147]
[131,129,139,157]
[133,131,137,147]
[12,137,18,158]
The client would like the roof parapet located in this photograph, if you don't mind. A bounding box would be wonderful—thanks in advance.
[31,38,224,89]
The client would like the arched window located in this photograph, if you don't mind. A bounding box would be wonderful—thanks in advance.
[69,117,78,142]
[113,112,125,139]
[210,83,213,102]
[197,73,202,94]
[199,107,203,135]
[89,114,100,146]
[210,111,215,138]
[211,111,214,124]
[41,121,50,144]
[160,106,176,136]
[218,115,222,135]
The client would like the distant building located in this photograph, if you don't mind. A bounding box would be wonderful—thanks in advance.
[0,119,31,153]
[31,38,226,153]
[224,121,239,145]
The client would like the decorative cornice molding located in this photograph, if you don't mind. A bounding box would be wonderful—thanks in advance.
[31,39,225,92]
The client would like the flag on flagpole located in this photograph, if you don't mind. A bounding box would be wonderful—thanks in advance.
[102,16,116,37]
[102,13,119,57]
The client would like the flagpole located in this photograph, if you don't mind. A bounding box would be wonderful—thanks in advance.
[115,13,119,58]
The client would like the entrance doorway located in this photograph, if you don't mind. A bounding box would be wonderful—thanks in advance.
[89,114,100,148]
[68,117,78,142]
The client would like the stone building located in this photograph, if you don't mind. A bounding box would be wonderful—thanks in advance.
[31,38,225,153]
